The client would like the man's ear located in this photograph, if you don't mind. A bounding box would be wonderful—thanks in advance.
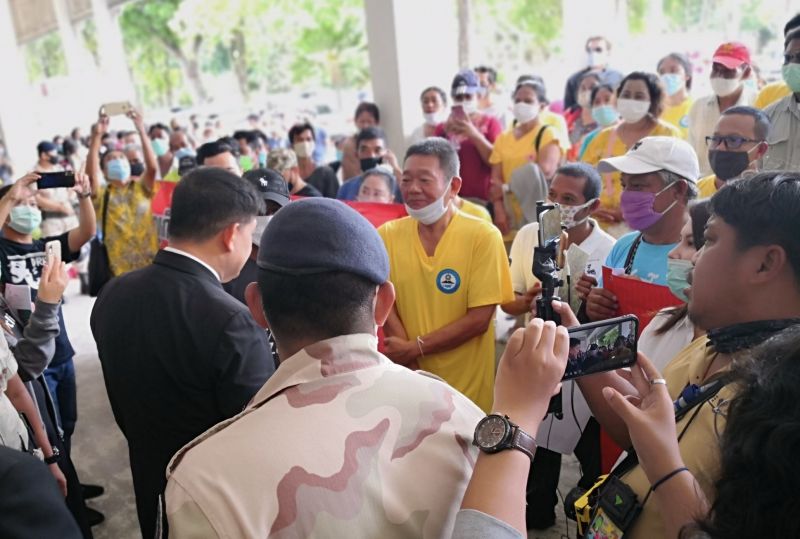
[750,245,788,285]
[245,282,269,329]
[374,281,396,327]
[220,222,238,253]
[755,141,769,160]
[450,176,463,197]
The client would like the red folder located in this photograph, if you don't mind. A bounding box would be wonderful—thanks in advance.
[602,266,684,335]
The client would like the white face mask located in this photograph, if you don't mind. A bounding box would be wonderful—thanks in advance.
[710,77,741,98]
[292,141,315,159]
[512,102,540,124]
[617,98,651,123]
[459,99,478,115]
[560,199,596,229]
[423,110,446,126]
[405,180,453,225]
[588,50,608,67]
[577,89,592,109]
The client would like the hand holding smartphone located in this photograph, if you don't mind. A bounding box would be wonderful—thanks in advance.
[562,315,639,380]
[99,101,133,117]
[450,104,467,121]
[37,171,75,190]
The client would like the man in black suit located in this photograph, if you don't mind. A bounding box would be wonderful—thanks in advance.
[91,167,275,538]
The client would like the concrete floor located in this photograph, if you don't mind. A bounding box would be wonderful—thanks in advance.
[65,282,580,539]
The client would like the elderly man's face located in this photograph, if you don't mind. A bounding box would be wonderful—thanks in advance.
[400,154,459,210]
[620,171,681,214]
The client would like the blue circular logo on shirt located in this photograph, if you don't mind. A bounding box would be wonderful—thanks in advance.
[436,269,461,294]
[680,115,689,128]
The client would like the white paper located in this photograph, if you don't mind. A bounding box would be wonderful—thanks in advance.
[535,380,593,454]
[562,245,590,313]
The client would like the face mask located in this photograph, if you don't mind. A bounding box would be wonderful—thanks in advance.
[577,90,592,109]
[405,179,453,225]
[560,199,596,229]
[620,183,679,231]
[588,50,607,67]
[336,149,344,161]
[423,111,445,126]
[710,77,741,98]
[239,155,254,172]
[9,206,42,235]
[130,162,145,177]
[617,98,651,123]
[460,99,478,115]
[293,141,315,159]
[708,146,758,181]
[667,258,693,302]
[591,105,619,127]
[107,158,131,182]
[512,102,540,124]
[661,74,684,96]
[151,138,169,157]
[48,155,59,165]
[258,150,268,167]
[782,63,800,92]
[360,156,383,172]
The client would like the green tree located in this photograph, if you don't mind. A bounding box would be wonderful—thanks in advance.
[24,33,68,82]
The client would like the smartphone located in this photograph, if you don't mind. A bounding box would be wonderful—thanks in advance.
[45,240,61,261]
[538,204,562,247]
[451,104,466,120]
[37,171,75,190]
[562,315,639,381]
[100,101,132,116]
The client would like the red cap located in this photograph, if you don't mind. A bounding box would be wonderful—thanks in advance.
[712,42,751,70]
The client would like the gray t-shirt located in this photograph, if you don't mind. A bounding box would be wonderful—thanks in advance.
[451,509,524,539]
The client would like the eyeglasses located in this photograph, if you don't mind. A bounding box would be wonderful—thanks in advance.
[705,135,762,149]
[784,52,800,64]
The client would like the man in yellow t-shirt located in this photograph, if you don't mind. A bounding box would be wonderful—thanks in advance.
[699,105,769,198]
[379,138,513,413]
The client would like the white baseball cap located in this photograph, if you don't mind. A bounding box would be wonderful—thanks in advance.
[597,136,699,183]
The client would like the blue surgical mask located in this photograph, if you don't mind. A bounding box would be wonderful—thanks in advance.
[660,73,684,96]
[151,138,169,157]
[258,150,268,168]
[667,258,693,302]
[9,206,42,235]
[107,158,131,182]
[591,105,619,127]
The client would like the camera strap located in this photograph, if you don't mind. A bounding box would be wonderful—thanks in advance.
[99,188,110,244]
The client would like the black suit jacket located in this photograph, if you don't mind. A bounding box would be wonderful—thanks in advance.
[91,250,274,538]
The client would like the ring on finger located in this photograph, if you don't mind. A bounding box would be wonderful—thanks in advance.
[650,378,667,386]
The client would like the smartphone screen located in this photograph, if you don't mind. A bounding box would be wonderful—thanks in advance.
[451,104,466,120]
[562,315,639,380]
[37,171,75,190]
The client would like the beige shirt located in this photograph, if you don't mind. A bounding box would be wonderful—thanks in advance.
[165,333,484,538]
[687,86,756,175]
[763,93,800,172]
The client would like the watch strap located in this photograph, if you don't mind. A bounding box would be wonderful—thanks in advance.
[44,447,60,464]
[510,426,537,460]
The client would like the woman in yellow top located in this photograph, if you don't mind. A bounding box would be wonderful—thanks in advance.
[488,78,566,234]
[658,53,694,138]
[582,71,681,234]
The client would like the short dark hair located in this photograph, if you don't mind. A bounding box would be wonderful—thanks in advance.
[689,199,712,249]
[147,123,170,137]
[618,71,665,118]
[721,106,771,141]
[168,167,263,242]
[36,141,54,155]
[354,102,380,123]
[785,13,800,36]
[657,53,694,90]
[288,123,316,144]
[404,138,460,180]
[586,36,611,51]
[355,127,386,149]
[196,140,235,165]
[785,27,800,48]
[217,136,241,157]
[420,86,448,105]
[556,162,602,201]
[474,65,498,85]
[362,167,396,193]
[590,83,616,105]
[257,269,377,341]
[514,77,548,104]
[710,172,800,283]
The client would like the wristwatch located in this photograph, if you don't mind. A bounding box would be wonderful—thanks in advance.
[473,414,538,460]
[44,446,60,465]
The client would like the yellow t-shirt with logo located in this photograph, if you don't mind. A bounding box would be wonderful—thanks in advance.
[697,174,718,198]
[458,198,492,223]
[378,212,514,413]
[661,98,693,139]
[755,80,791,110]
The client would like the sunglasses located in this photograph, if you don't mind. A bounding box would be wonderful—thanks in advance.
[705,135,762,149]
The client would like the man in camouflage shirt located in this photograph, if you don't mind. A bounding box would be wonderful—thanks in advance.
[165,199,484,538]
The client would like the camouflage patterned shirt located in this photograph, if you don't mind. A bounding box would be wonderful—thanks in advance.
[165,333,484,538]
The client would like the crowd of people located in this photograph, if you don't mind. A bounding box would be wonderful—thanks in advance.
[0,13,799,539]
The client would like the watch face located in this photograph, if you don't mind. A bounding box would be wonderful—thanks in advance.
[475,415,509,449]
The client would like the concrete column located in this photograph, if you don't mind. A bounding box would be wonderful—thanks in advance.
[364,0,459,156]
[89,0,135,102]
[0,0,38,170]
[53,0,96,77]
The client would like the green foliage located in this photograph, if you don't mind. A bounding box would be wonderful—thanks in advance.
[80,19,100,67]
[628,0,648,34]
[24,33,68,82]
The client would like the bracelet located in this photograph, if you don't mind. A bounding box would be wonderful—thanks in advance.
[77,191,92,199]
[416,336,425,358]
[44,446,61,465]
[651,466,689,491]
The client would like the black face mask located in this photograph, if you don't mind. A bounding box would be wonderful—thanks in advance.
[130,162,145,177]
[708,148,753,181]
[48,155,59,165]
[360,156,383,172]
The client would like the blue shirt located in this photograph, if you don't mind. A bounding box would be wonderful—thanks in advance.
[337,174,403,202]
[603,232,677,286]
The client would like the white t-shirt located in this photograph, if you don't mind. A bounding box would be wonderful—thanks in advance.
[638,307,698,371]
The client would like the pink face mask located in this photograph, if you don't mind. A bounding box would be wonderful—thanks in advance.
[620,183,678,231]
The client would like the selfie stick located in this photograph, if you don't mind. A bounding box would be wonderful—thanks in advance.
[533,201,564,418]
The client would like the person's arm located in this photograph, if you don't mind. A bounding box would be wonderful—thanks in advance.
[383,305,408,340]
[602,353,710,537]
[5,374,67,496]
[67,169,97,253]
[501,284,542,316]
[536,141,562,180]
[341,136,361,180]
[87,115,109,197]
[128,109,158,193]
[489,163,510,235]
[460,319,569,535]
[383,305,496,366]
[585,286,619,321]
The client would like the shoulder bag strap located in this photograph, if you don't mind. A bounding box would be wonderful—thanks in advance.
[100,188,110,244]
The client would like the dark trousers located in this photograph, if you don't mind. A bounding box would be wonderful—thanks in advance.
[525,418,602,528]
